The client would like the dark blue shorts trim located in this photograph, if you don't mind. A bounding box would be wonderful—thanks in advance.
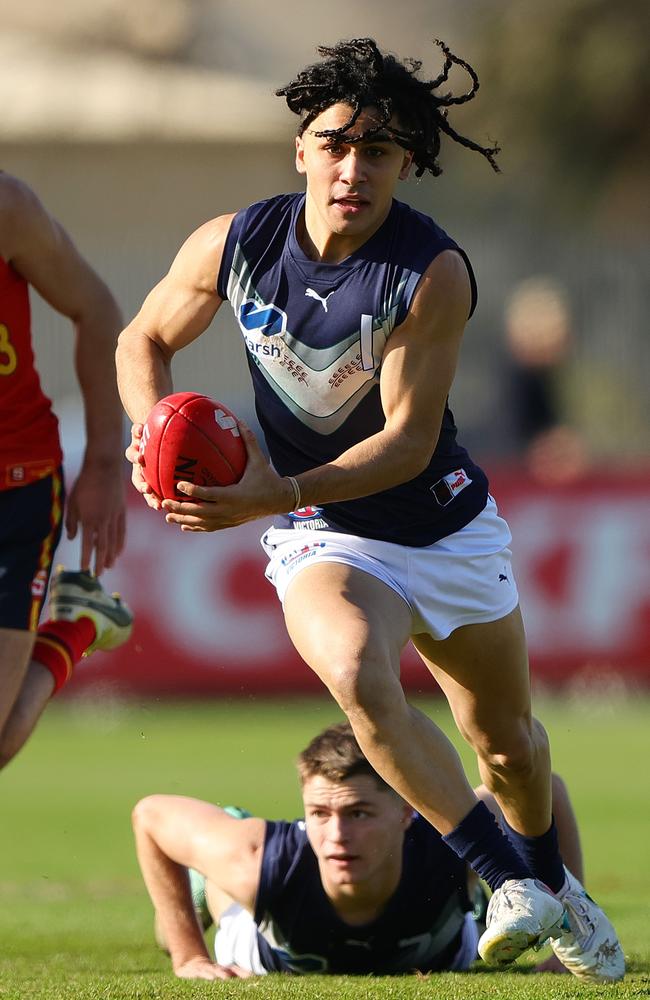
[0,469,64,631]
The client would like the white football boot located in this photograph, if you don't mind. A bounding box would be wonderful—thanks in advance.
[550,867,625,982]
[478,878,564,965]
[49,567,133,654]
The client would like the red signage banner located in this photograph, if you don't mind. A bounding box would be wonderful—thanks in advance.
[60,468,650,696]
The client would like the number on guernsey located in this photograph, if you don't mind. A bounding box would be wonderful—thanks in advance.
[0,324,17,375]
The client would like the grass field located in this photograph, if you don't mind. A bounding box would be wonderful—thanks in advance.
[1,694,649,999]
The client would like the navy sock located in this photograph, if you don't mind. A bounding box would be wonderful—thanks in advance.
[503,817,566,893]
[442,801,532,891]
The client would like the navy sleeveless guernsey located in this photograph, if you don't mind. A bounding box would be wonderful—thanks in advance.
[253,814,472,974]
[217,193,489,546]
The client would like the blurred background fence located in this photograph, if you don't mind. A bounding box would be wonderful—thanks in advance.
[2,0,648,694]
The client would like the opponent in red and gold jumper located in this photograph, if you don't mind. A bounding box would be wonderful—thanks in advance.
[0,173,132,770]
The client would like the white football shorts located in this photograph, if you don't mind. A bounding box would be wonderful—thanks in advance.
[261,496,519,640]
[214,902,268,974]
[214,902,479,973]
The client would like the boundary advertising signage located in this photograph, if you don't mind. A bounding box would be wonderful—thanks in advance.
[62,469,650,696]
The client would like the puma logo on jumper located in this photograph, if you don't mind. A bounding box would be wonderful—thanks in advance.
[305,288,335,312]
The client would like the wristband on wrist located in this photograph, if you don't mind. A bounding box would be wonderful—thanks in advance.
[285,475,301,511]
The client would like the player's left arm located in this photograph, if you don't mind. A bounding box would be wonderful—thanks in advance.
[163,249,470,531]
[8,180,126,575]
[132,794,263,979]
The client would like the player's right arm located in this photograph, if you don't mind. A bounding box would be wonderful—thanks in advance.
[131,793,263,980]
[116,214,234,506]
[0,173,126,574]
[117,214,234,423]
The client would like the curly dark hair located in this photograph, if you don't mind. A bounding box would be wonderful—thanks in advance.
[276,37,500,178]
[297,722,394,792]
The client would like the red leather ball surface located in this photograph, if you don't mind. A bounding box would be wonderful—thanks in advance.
[140,392,247,499]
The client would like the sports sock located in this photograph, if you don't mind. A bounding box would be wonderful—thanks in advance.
[502,817,566,894]
[31,618,97,695]
[442,801,532,891]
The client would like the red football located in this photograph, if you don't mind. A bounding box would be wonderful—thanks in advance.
[139,392,247,499]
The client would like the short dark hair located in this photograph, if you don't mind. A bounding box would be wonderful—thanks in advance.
[297,722,393,792]
[276,37,500,178]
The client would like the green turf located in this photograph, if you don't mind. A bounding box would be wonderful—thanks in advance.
[1,695,648,999]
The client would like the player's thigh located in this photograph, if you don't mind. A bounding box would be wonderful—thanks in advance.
[283,561,413,690]
[0,471,64,633]
[0,628,36,723]
[412,605,533,751]
[0,472,63,718]
[0,659,54,759]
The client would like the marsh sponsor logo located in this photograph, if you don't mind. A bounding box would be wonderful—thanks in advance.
[237,299,287,361]
[238,299,287,337]
[244,336,282,359]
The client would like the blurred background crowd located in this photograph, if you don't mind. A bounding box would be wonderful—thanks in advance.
[2,0,648,694]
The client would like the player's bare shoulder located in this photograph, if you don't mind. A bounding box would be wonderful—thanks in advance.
[0,173,42,260]
[203,212,237,254]
[0,171,31,212]
[411,249,473,326]
[171,213,237,296]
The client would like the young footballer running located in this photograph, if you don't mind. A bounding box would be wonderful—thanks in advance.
[117,39,623,980]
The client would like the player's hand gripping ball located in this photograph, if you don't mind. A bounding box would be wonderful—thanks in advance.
[139,392,247,500]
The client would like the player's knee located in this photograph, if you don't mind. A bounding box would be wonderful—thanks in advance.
[329,656,398,720]
[485,745,535,783]
[469,713,550,780]
[478,720,546,781]
[0,727,22,770]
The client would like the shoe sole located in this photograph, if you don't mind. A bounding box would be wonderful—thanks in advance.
[53,596,133,629]
[480,917,564,966]
[480,929,542,965]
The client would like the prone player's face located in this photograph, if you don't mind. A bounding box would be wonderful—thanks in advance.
[295,103,413,245]
[302,774,412,889]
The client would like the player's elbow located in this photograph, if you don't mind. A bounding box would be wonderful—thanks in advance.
[394,429,437,479]
[131,794,167,836]
[117,324,172,368]
[550,772,571,809]
[74,281,123,339]
[116,322,145,359]
[99,287,123,334]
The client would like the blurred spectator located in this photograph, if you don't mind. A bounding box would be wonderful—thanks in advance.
[504,276,589,485]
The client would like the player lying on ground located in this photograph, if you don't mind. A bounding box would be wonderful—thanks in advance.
[0,173,133,770]
[132,722,595,980]
[117,38,623,980]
